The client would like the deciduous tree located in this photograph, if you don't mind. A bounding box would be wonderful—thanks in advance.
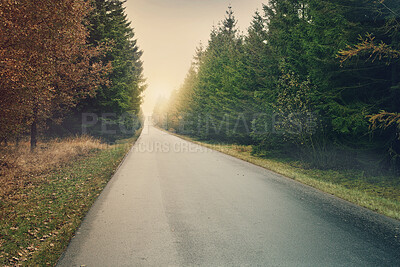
[0,0,108,150]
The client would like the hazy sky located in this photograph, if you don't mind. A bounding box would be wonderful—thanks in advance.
[125,0,265,115]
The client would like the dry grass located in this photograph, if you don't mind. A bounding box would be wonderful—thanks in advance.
[0,136,107,200]
[0,133,140,266]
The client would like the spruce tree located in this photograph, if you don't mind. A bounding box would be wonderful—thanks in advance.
[85,0,145,115]
[74,0,145,141]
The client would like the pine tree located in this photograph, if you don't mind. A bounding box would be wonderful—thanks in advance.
[71,0,146,141]
[84,0,145,115]
[157,0,400,171]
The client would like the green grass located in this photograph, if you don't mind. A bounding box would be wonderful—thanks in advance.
[0,133,140,266]
[171,133,400,221]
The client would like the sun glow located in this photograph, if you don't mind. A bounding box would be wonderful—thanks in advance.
[124,0,265,115]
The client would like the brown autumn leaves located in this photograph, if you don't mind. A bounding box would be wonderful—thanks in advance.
[0,0,110,149]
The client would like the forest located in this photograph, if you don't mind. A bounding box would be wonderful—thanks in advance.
[154,0,400,174]
[0,1,145,264]
[1,1,400,265]
[0,0,145,148]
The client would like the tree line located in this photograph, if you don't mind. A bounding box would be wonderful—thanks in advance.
[0,0,145,149]
[154,1,400,173]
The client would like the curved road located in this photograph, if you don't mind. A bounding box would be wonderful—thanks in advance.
[57,124,400,266]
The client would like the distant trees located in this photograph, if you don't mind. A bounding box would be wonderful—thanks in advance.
[155,7,253,143]
[157,1,400,173]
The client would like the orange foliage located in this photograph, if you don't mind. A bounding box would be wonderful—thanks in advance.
[369,111,400,135]
[0,0,110,142]
[337,34,400,64]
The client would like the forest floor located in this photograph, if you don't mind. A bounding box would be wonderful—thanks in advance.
[171,133,400,222]
[0,131,141,266]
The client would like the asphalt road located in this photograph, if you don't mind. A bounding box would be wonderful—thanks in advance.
[57,123,400,266]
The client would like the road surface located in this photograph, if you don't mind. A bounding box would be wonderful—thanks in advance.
[57,124,400,266]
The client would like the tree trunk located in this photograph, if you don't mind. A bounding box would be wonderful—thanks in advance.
[30,107,38,152]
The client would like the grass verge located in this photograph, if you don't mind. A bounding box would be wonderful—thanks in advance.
[171,132,400,221]
[0,131,141,266]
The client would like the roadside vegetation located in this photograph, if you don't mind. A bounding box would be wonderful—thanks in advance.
[0,131,140,266]
[154,1,400,219]
[0,0,145,148]
[173,133,400,221]
[154,1,400,175]
[0,0,145,265]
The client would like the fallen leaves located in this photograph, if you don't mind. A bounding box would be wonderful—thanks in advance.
[0,140,133,265]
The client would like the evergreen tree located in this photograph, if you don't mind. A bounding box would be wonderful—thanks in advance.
[157,1,400,171]
[70,0,145,141]
[193,7,251,142]
[85,0,145,115]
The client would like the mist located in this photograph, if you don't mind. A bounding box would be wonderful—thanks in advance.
[124,0,265,115]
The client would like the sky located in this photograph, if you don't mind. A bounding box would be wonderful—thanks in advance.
[124,0,266,115]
